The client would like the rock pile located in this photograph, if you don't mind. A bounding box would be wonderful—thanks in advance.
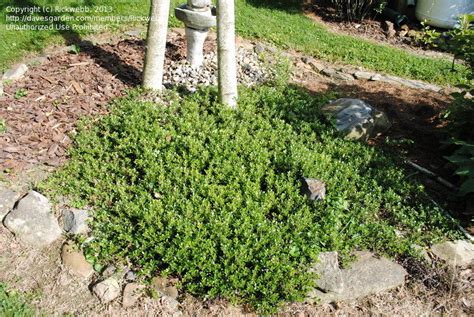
[163,48,270,92]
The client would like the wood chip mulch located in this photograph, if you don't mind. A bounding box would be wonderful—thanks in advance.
[0,33,192,172]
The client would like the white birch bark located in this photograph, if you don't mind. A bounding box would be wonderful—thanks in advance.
[143,0,171,90]
[217,0,238,107]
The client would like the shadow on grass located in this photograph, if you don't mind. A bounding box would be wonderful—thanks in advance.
[244,0,305,13]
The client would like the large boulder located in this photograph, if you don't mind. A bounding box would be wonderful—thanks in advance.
[307,251,407,303]
[322,98,391,141]
[3,191,62,248]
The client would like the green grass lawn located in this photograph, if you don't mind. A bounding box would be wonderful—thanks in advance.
[0,0,467,85]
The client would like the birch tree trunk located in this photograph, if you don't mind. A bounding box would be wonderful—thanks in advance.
[143,0,170,90]
[217,0,238,107]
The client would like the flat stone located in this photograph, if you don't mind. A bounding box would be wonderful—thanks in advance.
[0,188,20,221]
[310,252,344,293]
[122,283,145,308]
[62,208,90,235]
[322,68,354,81]
[307,251,407,303]
[152,276,179,299]
[431,240,474,266]
[3,191,62,248]
[308,60,325,72]
[61,242,94,278]
[93,277,121,303]
[2,64,28,81]
[301,178,326,201]
[125,270,137,282]
[353,71,375,80]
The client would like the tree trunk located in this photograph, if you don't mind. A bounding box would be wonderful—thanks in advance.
[217,0,238,107]
[143,0,170,90]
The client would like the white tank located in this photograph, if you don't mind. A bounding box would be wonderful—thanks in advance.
[416,0,474,29]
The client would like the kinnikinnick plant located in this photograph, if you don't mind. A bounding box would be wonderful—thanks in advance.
[42,79,459,313]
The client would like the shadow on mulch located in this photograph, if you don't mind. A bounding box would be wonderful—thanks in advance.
[0,35,189,172]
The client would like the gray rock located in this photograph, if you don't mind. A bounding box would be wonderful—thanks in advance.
[301,178,326,201]
[431,240,474,266]
[0,188,20,221]
[322,68,336,77]
[353,71,375,80]
[61,242,94,278]
[370,74,382,81]
[322,98,391,141]
[307,251,407,303]
[122,283,145,308]
[102,265,117,277]
[310,252,344,293]
[63,208,90,235]
[254,44,265,54]
[125,270,137,282]
[2,64,28,81]
[92,277,121,303]
[3,191,62,248]
[308,60,325,73]
[379,75,441,93]
[0,82,4,96]
[322,68,354,81]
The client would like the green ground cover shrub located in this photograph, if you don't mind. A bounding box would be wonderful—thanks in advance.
[43,82,459,313]
[0,284,36,317]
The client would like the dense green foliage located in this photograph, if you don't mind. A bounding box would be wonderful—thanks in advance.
[0,0,468,85]
[44,82,458,312]
[0,284,35,317]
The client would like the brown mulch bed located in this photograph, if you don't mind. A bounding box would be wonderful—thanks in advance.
[0,31,217,173]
